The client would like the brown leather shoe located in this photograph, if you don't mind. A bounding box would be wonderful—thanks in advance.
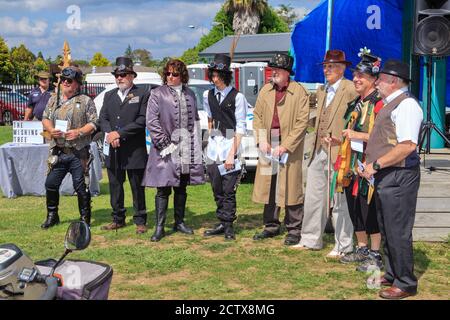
[380,276,393,287]
[136,225,148,234]
[379,286,415,300]
[101,222,126,231]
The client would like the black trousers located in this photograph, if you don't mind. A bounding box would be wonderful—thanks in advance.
[375,166,420,294]
[206,163,239,223]
[345,176,379,235]
[107,168,147,225]
[263,174,304,237]
[156,174,189,198]
[45,152,89,199]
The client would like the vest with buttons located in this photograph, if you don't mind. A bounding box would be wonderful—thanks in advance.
[208,88,238,138]
[365,92,420,168]
[316,99,334,151]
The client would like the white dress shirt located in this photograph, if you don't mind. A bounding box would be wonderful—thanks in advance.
[202,86,248,161]
[117,86,132,102]
[325,78,343,108]
[386,87,423,144]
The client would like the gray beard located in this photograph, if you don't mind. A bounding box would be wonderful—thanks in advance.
[118,83,132,92]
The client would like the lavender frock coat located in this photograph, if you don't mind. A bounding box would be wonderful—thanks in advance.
[142,85,205,187]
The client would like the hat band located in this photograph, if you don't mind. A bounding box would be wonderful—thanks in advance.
[380,69,410,81]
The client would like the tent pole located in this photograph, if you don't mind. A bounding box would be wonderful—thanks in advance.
[325,0,334,52]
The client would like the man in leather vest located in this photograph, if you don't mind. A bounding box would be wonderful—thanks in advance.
[361,60,423,299]
[202,54,248,241]
[99,57,150,234]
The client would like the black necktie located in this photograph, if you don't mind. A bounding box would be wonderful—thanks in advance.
[216,92,221,104]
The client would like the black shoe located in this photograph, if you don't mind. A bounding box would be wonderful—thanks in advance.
[151,226,165,242]
[253,229,280,241]
[41,212,60,229]
[173,222,194,235]
[203,223,225,237]
[224,223,236,240]
[284,234,300,246]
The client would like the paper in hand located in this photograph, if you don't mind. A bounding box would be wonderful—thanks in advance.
[55,120,68,133]
[103,133,110,156]
[351,139,364,153]
[218,159,241,176]
[357,159,375,186]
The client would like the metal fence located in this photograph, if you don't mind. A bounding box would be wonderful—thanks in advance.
[0,82,112,125]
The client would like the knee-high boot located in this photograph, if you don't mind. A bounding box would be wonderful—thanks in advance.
[78,191,91,226]
[41,189,60,229]
[151,195,168,242]
[173,193,194,234]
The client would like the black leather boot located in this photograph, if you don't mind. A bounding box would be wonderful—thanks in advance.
[41,190,60,229]
[224,222,236,240]
[203,223,226,237]
[173,193,194,235]
[151,196,168,242]
[78,191,91,226]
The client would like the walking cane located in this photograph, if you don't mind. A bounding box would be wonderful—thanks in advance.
[327,132,332,219]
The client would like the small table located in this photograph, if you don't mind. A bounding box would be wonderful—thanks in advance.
[0,142,102,198]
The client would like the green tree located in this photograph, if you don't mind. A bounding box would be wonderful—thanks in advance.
[33,57,48,73]
[124,44,133,58]
[0,37,14,83]
[224,0,269,35]
[72,59,90,67]
[90,52,110,67]
[275,4,300,30]
[132,48,153,66]
[10,44,36,84]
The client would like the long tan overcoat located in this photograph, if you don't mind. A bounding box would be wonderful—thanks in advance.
[308,78,358,166]
[252,81,310,207]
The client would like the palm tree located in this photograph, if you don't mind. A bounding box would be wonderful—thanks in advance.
[224,0,269,35]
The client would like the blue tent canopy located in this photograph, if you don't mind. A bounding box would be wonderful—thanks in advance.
[291,0,450,107]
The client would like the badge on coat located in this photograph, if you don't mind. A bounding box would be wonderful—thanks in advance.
[129,96,140,104]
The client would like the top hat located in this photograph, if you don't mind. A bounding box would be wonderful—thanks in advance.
[351,48,381,76]
[35,71,50,79]
[379,59,412,82]
[112,56,137,77]
[268,52,295,76]
[208,54,232,73]
[320,49,352,66]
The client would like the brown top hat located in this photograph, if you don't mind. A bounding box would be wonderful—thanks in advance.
[320,49,352,66]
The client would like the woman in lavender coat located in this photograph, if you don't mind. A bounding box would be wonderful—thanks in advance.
[143,59,205,242]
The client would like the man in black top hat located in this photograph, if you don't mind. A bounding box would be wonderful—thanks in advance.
[361,59,423,299]
[202,53,248,240]
[99,57,150,234]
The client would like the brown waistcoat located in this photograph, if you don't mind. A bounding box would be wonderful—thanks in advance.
[365,92,411,166]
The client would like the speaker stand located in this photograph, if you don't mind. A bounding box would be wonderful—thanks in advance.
[418,57,450,171]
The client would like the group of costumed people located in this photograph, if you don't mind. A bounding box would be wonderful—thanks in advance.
[39,45,423,300]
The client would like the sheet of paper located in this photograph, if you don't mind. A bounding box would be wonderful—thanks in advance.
[357,159,375,186]
[55,120,68,133]
[264,149,288,164]
[103,133,110,156]
[218,159,241,176]
[351,139,364,153]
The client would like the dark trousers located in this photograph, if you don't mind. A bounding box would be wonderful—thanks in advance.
[107,168,147,225]
[345,176,379,235]
[263,174,304,237]
[45,153,89,199]
[375,166,420,294]
[206,163,239,223]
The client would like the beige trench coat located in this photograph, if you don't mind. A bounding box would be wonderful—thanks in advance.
[252,81,310,207]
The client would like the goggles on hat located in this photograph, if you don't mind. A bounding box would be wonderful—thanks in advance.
[61,67,80,79]
[208,62,228,70]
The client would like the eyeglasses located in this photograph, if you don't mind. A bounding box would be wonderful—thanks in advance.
[165,71,180,77]
[60,77,73,84]
[114,73,128,78]
[39,78,49,81]
[208,62,227,70]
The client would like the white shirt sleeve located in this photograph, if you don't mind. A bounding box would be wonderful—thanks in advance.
[203,89,212,118]
[391,98,423,144]
[234,92,248,135]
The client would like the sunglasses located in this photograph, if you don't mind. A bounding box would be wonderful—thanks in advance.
[165,71,180,77]
[114,73,129,78]
[39,77,49,81]
[60,77,74,84]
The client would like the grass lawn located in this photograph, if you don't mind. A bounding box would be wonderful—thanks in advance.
[0,125,448,300]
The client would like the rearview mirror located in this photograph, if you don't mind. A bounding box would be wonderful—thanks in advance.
[64,221,91,251]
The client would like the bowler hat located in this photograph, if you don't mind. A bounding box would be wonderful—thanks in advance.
[268,53,295,76]
[208,54,232,73]
[351,48,381,76]
[320,49,352,66]
[379,59,412,82]
[112,56,137,77]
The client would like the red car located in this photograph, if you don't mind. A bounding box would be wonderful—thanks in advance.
[0,92,27,125]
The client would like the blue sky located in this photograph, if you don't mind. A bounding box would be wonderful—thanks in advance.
[0,0,321,62]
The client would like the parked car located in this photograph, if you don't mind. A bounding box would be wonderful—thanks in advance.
[0,92,27,125]
[94,79,259,170]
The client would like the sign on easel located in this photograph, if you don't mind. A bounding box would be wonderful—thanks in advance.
[12,121,44,144]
